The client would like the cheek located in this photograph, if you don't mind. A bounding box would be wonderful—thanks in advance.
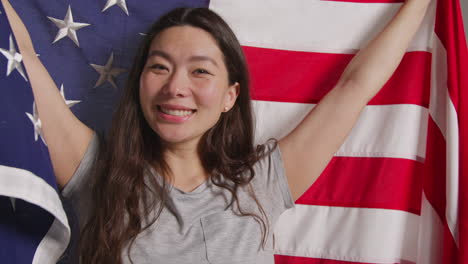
[139,74,153,98]
[195,81,227,109]
[139,73,162,108]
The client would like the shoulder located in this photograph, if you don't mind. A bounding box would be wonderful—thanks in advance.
[247,138,295,222]
[61,133,100,198]
[250,138,290,199]
[252,138,280,176]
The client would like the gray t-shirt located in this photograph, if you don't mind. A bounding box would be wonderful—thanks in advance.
[62,135,295,264]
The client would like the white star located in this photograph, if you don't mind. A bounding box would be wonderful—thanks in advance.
[25,84,80,145]
[0,34,28,81]
[102,0,129,16]
[90,53,126,89]
[25,103,46,145]
[47,5,90,47]
[60,84,81,107]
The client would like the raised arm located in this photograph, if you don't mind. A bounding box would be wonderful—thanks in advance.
[279,0,431,200]
[2,0,94,188]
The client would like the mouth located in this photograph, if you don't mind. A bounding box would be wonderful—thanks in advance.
[157,105,197,117]
[155,104,197,123]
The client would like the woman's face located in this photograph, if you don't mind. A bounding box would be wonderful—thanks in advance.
[139,25,239,145]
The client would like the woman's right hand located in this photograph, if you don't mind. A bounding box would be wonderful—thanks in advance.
[2,0,94,188]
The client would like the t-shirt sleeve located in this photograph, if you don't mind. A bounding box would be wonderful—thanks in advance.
[61,133,99,227]
[250,140,295,226]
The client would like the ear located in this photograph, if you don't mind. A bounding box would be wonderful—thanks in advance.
[224,82,240,112]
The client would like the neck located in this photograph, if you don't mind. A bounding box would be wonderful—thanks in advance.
[162,138,208,192]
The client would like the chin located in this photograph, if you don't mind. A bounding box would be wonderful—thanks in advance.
[153,126,200,146]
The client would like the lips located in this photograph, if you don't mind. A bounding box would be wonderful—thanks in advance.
[157,104,196,117]
[159,106,194,117]
[155,104,197,123]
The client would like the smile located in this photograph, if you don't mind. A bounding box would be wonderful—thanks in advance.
[159,106,194,117]
[156,104,197,123]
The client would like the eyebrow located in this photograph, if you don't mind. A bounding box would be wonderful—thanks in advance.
[148,50,172,62]
[189,55,219,68]
[148,50,219,68]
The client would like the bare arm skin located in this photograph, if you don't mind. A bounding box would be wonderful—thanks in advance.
[279,0,431,200]
[2,0,94,188]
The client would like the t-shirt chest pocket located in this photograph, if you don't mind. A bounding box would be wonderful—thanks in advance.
[200,211,266,264]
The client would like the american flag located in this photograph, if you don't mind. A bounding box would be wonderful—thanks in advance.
[0,0,466,263]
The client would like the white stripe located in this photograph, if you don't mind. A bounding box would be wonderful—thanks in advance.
[0,165,70,264]
[416,192,444,263]
[429,34,460,246]
[33,218,69,264]
[209,0,435,53]
[445,90,460,246]
[253,101,428,161]
[273,205,419,263]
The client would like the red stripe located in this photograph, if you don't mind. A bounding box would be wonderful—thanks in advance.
[274,255,411,264]
[423,116,460,263]
[243,46,431,107]
[423,117,460,263]
[434,0,468,110]
[421,118,446,223]
[295,157,423,215]
[434,0,467,262]
[443,220,459,263]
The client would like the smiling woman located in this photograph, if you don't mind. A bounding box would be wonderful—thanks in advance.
[139,26,239,145]
[2,0,431,263]
[72,8,283,264]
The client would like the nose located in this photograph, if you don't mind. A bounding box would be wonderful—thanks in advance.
[162,70,189,97]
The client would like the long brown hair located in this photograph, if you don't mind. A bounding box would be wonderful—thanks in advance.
[79,7,273,263]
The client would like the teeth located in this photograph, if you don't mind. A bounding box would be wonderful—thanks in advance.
[160,107,194,116]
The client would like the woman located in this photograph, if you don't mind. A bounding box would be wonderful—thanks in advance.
[2,0,430,263]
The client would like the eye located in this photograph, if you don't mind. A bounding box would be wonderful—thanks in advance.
[149,64,169,73]
[193,68,212,75]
